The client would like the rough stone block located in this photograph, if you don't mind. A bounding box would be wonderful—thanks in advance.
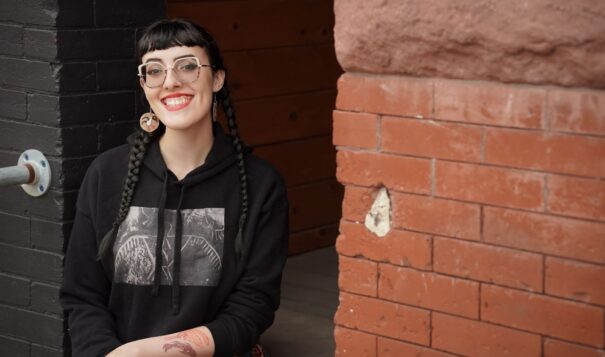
[100,121,137,151]
[27,93,60,125]
[0,187,73,221]
[0,244,63,283]
[61,125,99,156]
[56,0,94,27]
[58,63,96,92]
[0,120,61,155]
[0,0,57,26]
[31,218,70,254]
[61,92,135,125]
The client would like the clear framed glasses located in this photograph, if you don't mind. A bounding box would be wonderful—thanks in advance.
[137,56,213,88]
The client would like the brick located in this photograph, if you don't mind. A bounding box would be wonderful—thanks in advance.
[482,284,605,347]
[98,121,136,152]
[0,24,22,56]
[63,125,100,156]
[0,188,76,221]
[333,110,378,149]
[337,151,431,194]
[334,326,376,357]
[549,89,605,136]
[434,80,545,129]
[391,192,481,240]
[55,0,94,27]
[31,344,63,357]
[336,73,433,117]
[484,128,605,178]
[0,0,57,26]
[432,313,541,357]
[58,29,135,60]
[97,59,139,90]
[338,256,377,297]
[337,221,432,270]
[0,120,61,155]
[0,243,62,283]
[23,29,57,60]
[95,0,165,26]
[0,58,57,92]
[378,264,479,318]
[0,212,29,247]
[546,257,605,306]
[335,292,430,345]
[0,335,29,357]
[62,92,135,125]
[436,161,544,210]
[484,207,605,264]
[27,94,60,125]
[378,337,457,357]
[58,62,97,92]
[31,282,62,315]
[53,157,93,190]
[434,237,543,292]
[0,305,63,347]
[544,338,605,357]
[341,186,376,223]
[381,117,482,162]
[547,175,605,221]
[0,273,29,307]
[31,219,69,254]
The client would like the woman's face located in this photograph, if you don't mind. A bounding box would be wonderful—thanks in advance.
[140,45,224,132]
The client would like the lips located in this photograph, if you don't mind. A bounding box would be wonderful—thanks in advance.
[161,94,193,111]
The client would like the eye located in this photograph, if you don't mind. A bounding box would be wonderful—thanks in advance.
[176,59,199,72]
[145,64,164,77]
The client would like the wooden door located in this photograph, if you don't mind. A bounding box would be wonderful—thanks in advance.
[167,0,343,255]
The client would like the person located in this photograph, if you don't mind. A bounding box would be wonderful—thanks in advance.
[60,18,289,357]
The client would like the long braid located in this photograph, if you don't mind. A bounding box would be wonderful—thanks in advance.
[219,83,249,258]
[97,130,152,259]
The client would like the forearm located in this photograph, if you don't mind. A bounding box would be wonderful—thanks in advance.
[106,326,215,357]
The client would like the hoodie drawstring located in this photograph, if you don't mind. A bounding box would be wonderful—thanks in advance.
[152,172,169,296]
[172,184,187,314]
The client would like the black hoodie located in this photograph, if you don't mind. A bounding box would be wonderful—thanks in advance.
[60,123,289,357]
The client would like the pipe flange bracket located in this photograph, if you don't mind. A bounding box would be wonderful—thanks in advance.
[17,149,51,197]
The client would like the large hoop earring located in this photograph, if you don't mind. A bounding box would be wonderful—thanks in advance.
[212,94,217,122]
[140,109,159,133]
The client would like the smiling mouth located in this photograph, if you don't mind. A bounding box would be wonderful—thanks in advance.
[162,95,193,111]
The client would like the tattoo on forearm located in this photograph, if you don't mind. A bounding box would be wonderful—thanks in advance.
[165,328,210,348]
[162,341,196,357]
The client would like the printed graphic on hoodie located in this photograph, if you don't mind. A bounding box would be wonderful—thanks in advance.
[113,206,225,286]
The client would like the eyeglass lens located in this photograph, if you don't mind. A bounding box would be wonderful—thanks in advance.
[141,57,200,88]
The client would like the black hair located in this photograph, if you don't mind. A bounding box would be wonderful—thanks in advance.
[98,18,249,260]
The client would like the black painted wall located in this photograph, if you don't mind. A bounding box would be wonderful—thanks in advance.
[0,1,165,355]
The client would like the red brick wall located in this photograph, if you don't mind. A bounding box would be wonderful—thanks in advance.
[333,73,605,356]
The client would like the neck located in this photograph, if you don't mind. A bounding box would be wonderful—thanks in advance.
[159,120,214,180]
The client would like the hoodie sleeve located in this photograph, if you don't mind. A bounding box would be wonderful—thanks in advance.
[60,163,122,357]
[206,168,289,357]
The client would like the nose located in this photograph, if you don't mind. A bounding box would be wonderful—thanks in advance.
[163,68,182,89]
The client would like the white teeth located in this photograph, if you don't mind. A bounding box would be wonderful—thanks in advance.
[164,96,191,107]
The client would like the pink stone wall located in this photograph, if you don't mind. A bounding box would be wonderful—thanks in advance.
[334,0,605,88]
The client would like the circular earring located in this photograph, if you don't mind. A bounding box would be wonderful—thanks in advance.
[139,110,159,133]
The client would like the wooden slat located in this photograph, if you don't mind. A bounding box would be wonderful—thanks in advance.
[288,179,343,232]
[288,224,339,256]
[223,44,341,100]
[254,135,336,187]
[226,90,336,146]
[167,0,335,51]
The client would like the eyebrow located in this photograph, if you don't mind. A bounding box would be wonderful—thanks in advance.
[145,54,196,63]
